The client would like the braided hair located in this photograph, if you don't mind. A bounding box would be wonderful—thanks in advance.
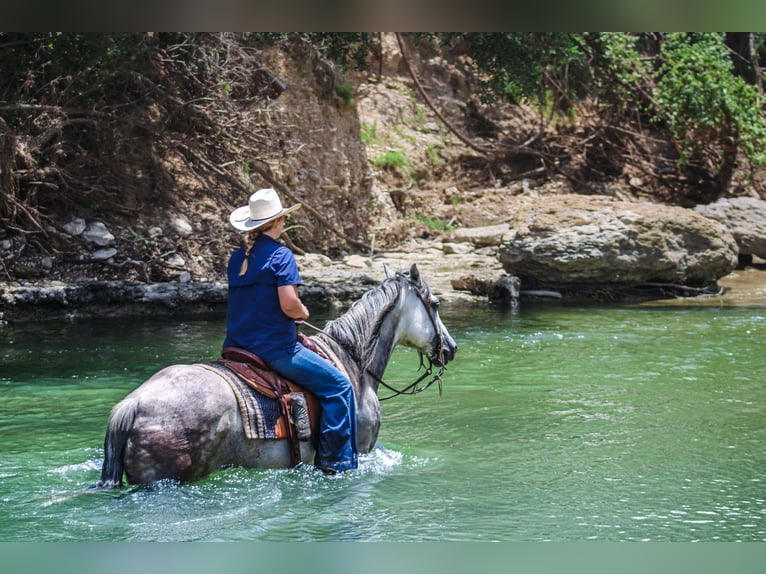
[238,217,283,276]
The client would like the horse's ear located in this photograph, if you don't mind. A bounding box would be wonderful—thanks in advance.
[384,264,395,279]
[409,264,422,287]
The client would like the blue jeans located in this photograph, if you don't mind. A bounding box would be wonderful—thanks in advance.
[268,345,358,472]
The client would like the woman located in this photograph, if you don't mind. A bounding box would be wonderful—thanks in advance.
[224,188,358,474]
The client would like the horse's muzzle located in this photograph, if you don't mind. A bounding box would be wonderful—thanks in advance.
[432,335,457,366]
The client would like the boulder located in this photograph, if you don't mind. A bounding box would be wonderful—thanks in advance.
[451,223,510,246]
[499,195,738,286]
[694,197,766,258]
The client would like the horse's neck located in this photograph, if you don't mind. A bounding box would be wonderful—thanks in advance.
[361,310,400,382]
[321,284,404,392]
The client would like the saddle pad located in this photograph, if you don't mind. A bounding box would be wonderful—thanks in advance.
[196,362,282,440]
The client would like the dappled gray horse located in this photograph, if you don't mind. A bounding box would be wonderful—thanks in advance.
[94,264,457,487]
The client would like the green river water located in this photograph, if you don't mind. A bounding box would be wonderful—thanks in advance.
[1,303,764,542]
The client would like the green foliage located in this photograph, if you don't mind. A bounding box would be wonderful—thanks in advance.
[0,33,173,106]
[413,105,428,123]
[304,33,377,71]
[334,81,355,105]
[588,32,766,166]
[414,214,455,232]
[589,32,652,111]
[371,150,408,169]
[425,144,442,165]
[442,33,591,107]
[247,33,376,72]
[127,226,148,243]
[441,32,766,167]
[360,121,380,145]
[654,33,766,164]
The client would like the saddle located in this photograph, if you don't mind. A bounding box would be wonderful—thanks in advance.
[213,334,324,466]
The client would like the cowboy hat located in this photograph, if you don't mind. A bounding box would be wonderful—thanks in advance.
[229,188,301,231]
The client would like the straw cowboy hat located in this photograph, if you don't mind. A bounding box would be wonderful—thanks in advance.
[229,188,301,231]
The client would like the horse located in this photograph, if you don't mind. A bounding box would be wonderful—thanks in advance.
[93,264,457,487]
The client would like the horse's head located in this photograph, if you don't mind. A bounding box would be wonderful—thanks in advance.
[392,264,458,367]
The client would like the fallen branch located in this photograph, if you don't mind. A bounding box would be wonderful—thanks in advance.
[395,33,491,156]
[638,282,723,295]
[520,289,563,299]
[0,103,113,119]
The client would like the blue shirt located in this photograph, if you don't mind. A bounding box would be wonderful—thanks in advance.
[223,235,302,362]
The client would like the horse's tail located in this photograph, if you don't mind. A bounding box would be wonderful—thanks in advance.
[91,398,138,489]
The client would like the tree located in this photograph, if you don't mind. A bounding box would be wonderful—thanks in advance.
[447,32,766,201]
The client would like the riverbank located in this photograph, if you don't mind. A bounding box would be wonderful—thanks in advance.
[2,239,764,323]
[643,264,766,308]
[0,238,494,323]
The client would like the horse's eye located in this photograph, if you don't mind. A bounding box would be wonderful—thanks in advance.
[431,300,440,310]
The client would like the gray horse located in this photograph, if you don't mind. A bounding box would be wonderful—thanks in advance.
[94,264,457,487]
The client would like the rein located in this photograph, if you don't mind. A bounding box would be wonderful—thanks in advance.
[367,354,445,401]
[300,278,446,401]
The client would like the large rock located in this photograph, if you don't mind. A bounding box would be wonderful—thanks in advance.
[499,195,738,286]
[694,197,766,258]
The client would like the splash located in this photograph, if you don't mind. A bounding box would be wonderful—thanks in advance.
[357,445,403,475]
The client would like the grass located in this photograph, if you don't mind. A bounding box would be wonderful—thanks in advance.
[371,150,409,169]
[360,121,380,145]
[414,214,456,232]
[425,143,442,165]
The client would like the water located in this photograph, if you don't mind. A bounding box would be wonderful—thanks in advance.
[1,304,764,541]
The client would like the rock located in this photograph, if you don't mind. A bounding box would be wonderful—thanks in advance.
[443,242,473,255]
[63,218,86,236]
[147,226,163,238]
[451,273,521,308]
[92,248,117,260]
[343,254,371,268]
[169,216,193,237]
[451,274,492,293]
[694,197,766,258]
[488,275,521,308]
[298,253,333,269]
[379,32,403,77]
[82,222,114,246]
[499,194,738,287]
[451,223,510,246]
[166,253,186,267]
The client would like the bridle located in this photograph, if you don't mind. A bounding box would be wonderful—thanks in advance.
[302,274,447,401]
